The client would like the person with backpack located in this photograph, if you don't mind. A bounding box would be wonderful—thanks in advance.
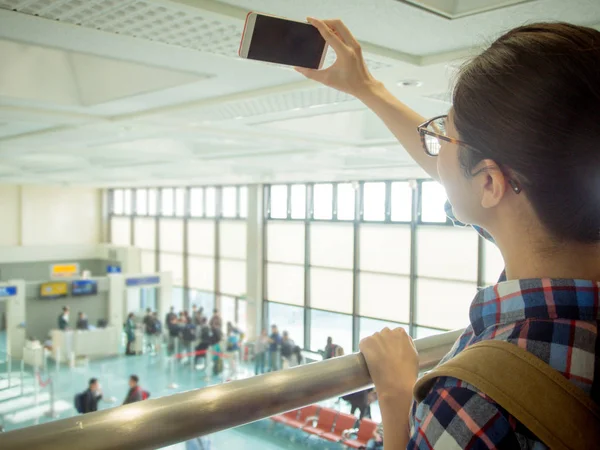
[123,375,149,405]
[194,317,212,367]
[300,18,600,449]
[74,378,102,414]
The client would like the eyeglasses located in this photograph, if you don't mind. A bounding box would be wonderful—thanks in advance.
[417,115,522,194]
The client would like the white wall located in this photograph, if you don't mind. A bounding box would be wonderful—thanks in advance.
[0,185,103,246]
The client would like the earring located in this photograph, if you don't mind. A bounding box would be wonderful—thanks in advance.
[508,180,521,194]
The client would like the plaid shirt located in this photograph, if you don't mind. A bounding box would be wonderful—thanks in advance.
[407,203,600,449]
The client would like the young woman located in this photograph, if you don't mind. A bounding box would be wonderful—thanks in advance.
[297,19,600,449]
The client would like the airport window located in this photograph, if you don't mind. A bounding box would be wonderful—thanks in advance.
[270,185,288,219]
[161,188,174,216]
[174,188,186,217]
[313,183,333,220]
[222,187,237,218]
[421,181,449,223]
[391,182,412,222]
[239,187,248,218]
[123,190,133,215]
[363,182,386,221]
[268,302,305,346]
[190,290,215,316]
[336,183,356,221]
[112,189,124,215]
[310,309,352,354]
[359,317,409,342]
[414,326,447,339]
[136,189,148,216]
[148,189,158,216]
[205,187,216,217]
[221,295,236,328]
[190,188,204,217]
[290,184,306,219]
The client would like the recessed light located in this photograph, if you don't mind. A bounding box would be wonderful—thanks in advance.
[397,80,423,88]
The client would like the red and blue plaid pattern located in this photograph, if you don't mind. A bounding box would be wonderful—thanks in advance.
[407,204,600,449]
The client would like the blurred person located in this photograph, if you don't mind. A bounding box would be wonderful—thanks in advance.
[58,306,69,330]
[165,306,176,329]
[268,324,281,372]
[366,423,384,450]
[298,18,600,448]
[76,312,89,330]
[151,312,162,353]
[254,329,269,375]
[75,378,103,414]
[209,309,222,332]
[124,312,136,356]
[342,388,374,420]
[182,320,197,362]
[195,317,212,368]
[168,315,181,355]
[280,331,295,369]
[323,336,338,360]
[122,375,149,405]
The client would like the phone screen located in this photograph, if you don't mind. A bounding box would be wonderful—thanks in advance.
[248,15,326,69]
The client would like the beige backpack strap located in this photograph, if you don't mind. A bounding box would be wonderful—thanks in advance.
[413,340,600,450]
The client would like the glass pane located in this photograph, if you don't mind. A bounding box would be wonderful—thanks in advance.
[222,187,237,218]
[112,189,124,214]
[238,299,247,331]
[148,189,158,216]
[205,187,216,217]
[313,184,333,220]
[171,287,185,313]
[239,187,248,219]
[136,189,148,215]
[266,263,304,306]
[421,181,448,223]
[310,223,354,269]
[219,259,246,296]
[220,221,246,260]
[123,189,132,215]
[359,273,410,323]
[175,188,185,217]
[267,222,305,264]
[134,217,156,250]
[221,295,236,329]
[187,220,215,256]
[310,268,353,314]
[270,185,288,219]
[159,219,184,253]
[414,326,446,339]
[391,182,412,222]
[484,239,505,285]
[363,182,385,221]
[161,188,174,216]
[417,226,478,281]
[290,185,306,219]
[310,309,352,354]
[190,188,204,217]
[188,256,215,291]
[190,290,215,316]
[110,217,130,246]
[268,302,304,346]
[337,183,356,221]
[159,253,184,286]
[360,224,411,275]
[359,317,408,342]
[416,279,476,329]
[140,250,156,273]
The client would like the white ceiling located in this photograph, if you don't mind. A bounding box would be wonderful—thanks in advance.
[0,0,598,187]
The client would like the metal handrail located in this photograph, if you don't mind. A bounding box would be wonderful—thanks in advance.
[0,329,463,450]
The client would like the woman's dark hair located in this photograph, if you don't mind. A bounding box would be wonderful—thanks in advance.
[453,22,600,243]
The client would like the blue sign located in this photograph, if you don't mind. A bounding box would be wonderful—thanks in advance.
[0,286,17,297]
[126,276,160,287]
[107,265,122,274]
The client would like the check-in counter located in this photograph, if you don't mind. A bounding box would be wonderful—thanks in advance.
[51,327,120,362]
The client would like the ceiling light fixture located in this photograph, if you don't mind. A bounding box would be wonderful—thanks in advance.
[397,80,423,88]
[398,0,536,20]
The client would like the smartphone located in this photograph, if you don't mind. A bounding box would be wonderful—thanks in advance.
[239,12,328,69]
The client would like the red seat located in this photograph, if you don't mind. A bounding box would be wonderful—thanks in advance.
[286,405,320,429]
[321,412,357,442]
[271,409,299,425]
[303,408,337,436]
[344,419,378,448]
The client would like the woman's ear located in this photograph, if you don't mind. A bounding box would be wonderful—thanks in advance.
[474,160,507,209]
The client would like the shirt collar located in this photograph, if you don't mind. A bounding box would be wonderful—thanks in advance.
[470,278,600,335]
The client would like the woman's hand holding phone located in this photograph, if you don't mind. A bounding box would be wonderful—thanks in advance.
[295,18,380,99]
